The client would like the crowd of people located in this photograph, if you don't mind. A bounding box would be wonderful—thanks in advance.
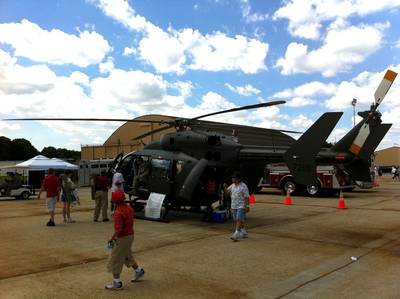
[36,167,250,290]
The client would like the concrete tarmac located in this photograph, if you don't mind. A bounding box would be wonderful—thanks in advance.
[0,177,400,298]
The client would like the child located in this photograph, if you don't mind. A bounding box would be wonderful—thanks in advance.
[105,187,145,290]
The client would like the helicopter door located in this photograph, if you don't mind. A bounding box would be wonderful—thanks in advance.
[149,158,172,195]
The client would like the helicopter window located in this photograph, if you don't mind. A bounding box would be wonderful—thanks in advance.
[151,159,171,179]
[151,159,171,170]
[208,136,221,146]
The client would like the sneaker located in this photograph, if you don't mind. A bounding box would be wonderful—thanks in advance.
[240,228,248,238]
[67,218,75,223]
[47,220,55,227]
[230,231,242,241]
[63,218,67,224]
[105,281,123,290]
[103,218,110,222]
[131,268,145,282]
[93,219,98,222]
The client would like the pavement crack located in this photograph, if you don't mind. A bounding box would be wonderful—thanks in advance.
[275,236,396,299]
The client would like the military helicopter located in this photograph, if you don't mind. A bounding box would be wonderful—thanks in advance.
[4,69,397,219]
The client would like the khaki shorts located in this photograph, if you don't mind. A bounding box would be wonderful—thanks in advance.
[107,235,136,274]
[46,197,57,212]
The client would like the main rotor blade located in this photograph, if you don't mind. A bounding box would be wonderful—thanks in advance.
[132,124,174,141]
[191,121,301,134]
[192,101,286,120]
[3,117,166,124]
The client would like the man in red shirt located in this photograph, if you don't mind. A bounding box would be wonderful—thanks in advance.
[105,186,145,290]
[94,171,110,222]
[37,168,61,226]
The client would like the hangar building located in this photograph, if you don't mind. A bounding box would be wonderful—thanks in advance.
[81,115,176,160]
[374,146,400,167]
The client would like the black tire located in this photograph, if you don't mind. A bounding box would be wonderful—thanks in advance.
[305,182,321,196]
[21,191,30,200]
[281,179,296,195]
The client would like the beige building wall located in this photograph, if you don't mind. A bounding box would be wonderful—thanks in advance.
[81,115,176,160]
[374,146,400,166]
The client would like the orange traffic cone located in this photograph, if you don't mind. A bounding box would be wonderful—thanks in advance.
[337,190,347,209]
[284,192,292,205]
[249,195,256,204]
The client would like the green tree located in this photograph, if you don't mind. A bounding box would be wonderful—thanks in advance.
[0,136,12,160]
[41,146,57,158]
[10,138,38,160]
[41,147,80,162]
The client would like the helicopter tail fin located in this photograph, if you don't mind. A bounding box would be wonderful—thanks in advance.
[343,123,391,181]
[283,112,343,185]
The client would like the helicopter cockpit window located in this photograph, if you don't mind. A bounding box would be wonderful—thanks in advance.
[120,156,134,172]
[151,159,171,179]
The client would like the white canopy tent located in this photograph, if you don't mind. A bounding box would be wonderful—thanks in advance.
[15,155,78,170]
[11,155,78,187]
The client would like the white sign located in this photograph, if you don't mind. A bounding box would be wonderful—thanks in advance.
[145,192,166,219]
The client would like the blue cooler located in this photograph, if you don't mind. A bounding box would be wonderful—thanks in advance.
[212,210,227,223]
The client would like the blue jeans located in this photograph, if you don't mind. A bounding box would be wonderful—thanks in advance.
[232,208,246,221]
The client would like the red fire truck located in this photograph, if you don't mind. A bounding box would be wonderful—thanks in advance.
[257,163,355,196]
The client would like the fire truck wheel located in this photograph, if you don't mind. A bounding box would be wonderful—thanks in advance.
[305,183,321,196]
[282,179,296,195]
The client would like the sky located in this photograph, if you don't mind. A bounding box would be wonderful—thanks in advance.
[0,0,400,151]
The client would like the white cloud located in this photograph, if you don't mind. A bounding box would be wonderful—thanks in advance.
[290,114,314,129]
[239,0,268,23]
[276,23,388,77]
[274,81,337,98]
[99,56,115,74]
[225,83,261,96]
[69,71,90,86]
[91,0,268,74]
[273,0,400,39]
[123,47,137,56]
[0,19,111,67]
[0,49,57,94]
[0,122,21,134]
[286,97,317,107]
[186,31,268,74]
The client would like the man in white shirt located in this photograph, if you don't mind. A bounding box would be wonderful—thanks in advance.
[224,171,250,241]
